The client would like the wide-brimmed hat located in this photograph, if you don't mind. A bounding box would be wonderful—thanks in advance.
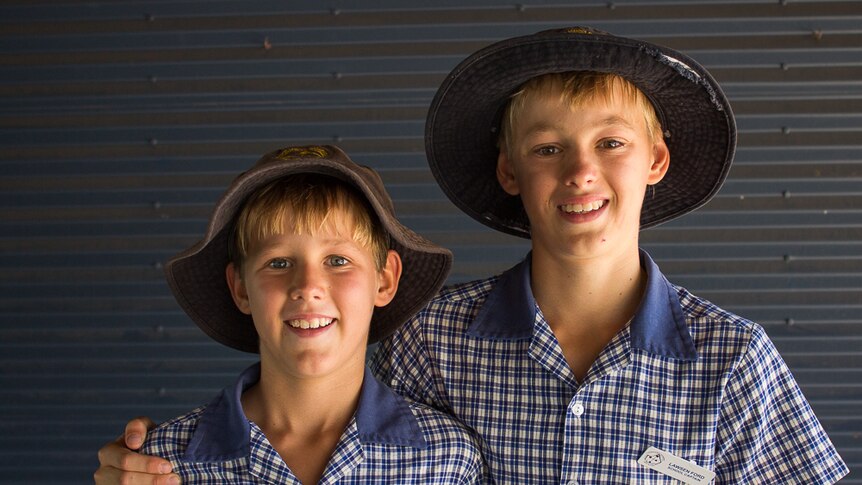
[165,145,453,353]
[426,26,737,237]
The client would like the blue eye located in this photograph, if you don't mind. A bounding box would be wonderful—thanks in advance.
[328,256,348,267]
[268,258,289,269]
[535,145,561,156]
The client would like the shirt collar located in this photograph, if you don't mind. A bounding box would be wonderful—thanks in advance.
[467,249,698,361]
[183,362,426,462]
[354,366,428,449]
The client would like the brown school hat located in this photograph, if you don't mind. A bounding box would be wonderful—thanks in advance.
[425,26,737,238]
[165,145,453,353]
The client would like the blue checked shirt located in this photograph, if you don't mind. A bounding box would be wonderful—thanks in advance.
[370,250,849,484]
[142,363,485,484]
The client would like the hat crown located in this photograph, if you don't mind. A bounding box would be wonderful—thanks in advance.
[249,145,396,216]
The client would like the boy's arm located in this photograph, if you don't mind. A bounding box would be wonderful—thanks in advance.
[714,326,849,483]
[93,417,180,485]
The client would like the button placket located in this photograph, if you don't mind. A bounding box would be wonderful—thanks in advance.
[562,390,588,485]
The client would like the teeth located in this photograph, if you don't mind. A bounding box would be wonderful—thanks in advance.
[286,318,334,329]
[561,200,604,214]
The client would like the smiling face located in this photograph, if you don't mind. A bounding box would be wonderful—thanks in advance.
[496,73,669,262]
[225,176,399,379]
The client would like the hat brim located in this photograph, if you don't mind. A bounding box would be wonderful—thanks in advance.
[426,28,736,238]
[165,148,452,353]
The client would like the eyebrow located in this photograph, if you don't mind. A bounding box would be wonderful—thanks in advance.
[255,234,363,252]
[599,115,637,129]
[520,116,636,137]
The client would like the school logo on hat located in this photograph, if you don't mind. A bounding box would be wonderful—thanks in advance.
[275,146,330,160]
[564,26,600,35]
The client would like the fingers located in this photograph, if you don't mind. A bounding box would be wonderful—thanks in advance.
[93,463,180,485]
[97,438,173,471]
[124,416,157,451]
[94,419,178,485]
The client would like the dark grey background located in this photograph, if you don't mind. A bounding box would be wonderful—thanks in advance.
[1,1,859,482]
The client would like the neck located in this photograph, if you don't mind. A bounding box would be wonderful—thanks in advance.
[241,356,365,483]
[243,356,364,436]
[532,245,644,322]
[529,243,646,379]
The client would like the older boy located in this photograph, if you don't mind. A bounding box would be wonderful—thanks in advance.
[97,28,848,483]
[96,145,484,484]
[370,27,848,483]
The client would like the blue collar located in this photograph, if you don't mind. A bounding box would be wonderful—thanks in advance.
[467,249,697,361]
[183,362,426,462]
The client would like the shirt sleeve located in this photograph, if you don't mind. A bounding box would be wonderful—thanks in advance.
[369,310,451,414]
[713,325,849,483]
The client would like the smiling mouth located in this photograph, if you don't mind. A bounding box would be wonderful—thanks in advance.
[560,200,605,214]
[286,318,334,329]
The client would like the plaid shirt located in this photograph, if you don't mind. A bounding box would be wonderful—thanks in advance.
[142,363,484,484]
[370,250,848,484]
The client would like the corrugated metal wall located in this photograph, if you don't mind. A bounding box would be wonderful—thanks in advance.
[1,1,859,482]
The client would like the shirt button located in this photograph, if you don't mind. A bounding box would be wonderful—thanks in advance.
[566,480,579,485]
[572,403,585,417]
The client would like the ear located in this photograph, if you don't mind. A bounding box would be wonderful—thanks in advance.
[647,138,671,185]
[496,149,520,195]
[374,250,402,308]
[225,263,251,315]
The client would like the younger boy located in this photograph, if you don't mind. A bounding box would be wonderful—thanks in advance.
[100,145,484,484]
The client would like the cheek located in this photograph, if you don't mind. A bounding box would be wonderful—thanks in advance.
[332,275,375,304]
[532,180,561,209]
[248,279,276,299]
[247,278,290,308]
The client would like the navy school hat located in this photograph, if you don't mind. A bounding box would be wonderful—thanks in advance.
[425,26,737,238]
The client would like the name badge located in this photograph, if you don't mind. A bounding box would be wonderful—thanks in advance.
[638,446,716,485]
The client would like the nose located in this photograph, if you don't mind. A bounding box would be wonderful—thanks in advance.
[289,264,325,301]
[561,149,597,187]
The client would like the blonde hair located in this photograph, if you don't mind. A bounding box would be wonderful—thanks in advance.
[499,71,663,155]
[229,174,389,271]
